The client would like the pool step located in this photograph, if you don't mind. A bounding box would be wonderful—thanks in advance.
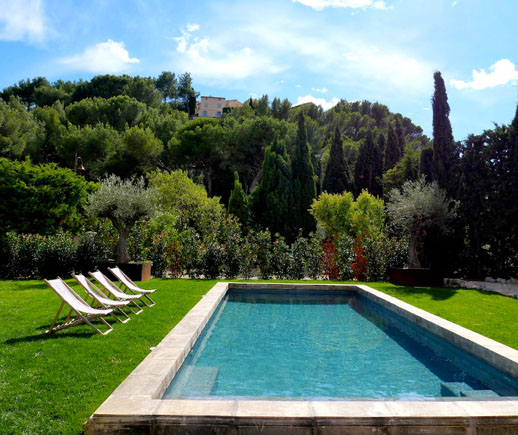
[165,365,219,397]
[441,382,498,398]
[460,389,499,398]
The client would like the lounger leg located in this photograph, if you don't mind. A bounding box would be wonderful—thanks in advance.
[117,307,131,323]
[130,300,144,314]
[46,301,65,334]
[144,294,155,306]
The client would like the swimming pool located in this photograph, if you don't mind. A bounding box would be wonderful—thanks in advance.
[84,283,518,434]
[164,289,518,400]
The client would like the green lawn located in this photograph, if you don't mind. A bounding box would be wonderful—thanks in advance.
[1,279,518,434]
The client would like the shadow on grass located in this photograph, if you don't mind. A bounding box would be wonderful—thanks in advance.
[0,280,49,291]
[381,284,459,301]
[4,330,97,344]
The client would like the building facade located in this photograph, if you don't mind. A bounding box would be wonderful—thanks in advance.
[196,96,243,118]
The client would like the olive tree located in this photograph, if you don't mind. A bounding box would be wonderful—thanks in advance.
[85,175,156,263]
[386,176,457,268]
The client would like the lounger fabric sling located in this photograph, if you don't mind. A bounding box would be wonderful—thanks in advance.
[89,270,144,314]
[109,266,156,307]
[44,278,115,335]
[73,273,131,323]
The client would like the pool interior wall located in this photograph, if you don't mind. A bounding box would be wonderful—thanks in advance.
[84,282,518,434]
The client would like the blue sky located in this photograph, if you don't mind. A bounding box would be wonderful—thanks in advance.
[1,0,517,139]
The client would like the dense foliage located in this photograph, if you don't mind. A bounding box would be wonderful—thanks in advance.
[1,71,518,278]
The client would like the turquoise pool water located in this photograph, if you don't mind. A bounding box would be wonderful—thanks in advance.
[163,289,518,399]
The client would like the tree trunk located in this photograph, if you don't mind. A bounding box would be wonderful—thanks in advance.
[408,228,423,269]
[117,228,131,263]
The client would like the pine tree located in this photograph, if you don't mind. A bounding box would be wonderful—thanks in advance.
[431,71,457,194]
[290,112,317,236]
[384,125,401,171]
[323,126,349,193]
[250,136,292,237]
[228,171,249,226]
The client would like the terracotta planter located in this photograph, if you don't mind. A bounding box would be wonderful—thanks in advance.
[97,261,152,281]
[390,268,442,287]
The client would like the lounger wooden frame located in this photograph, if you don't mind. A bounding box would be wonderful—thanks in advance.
[109,266,156,307]
[89,271,144,315]
[44,277,115,335]
[73,273,131,324]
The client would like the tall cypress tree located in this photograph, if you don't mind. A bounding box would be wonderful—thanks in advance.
[354,131,383,197]
[250,136,292,237]
[291,112,316,236]
[384,125,401,171]
[395,118,405,157]
[431,71,457,194]
[228,171,249,226]
[323,126,349,193]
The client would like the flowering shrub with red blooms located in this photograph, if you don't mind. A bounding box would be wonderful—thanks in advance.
[322,237,339,280]
[352,234,368,281]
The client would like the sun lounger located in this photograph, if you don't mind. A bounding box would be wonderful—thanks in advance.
[109,266,156,307]
[89,270,144,315]
[44,277,115,335]
[73,273,131,323]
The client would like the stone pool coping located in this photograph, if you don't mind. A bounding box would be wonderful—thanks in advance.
[84,282,518,434]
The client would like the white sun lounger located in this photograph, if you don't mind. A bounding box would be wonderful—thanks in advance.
[109,266,156,307]
[89,270,144,315]
[73,273,131,323]
[44,277,115,335]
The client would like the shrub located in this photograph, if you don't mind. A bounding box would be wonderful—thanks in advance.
[336,235,354,280]
[193,234,224,279]
[289,232,309,280]
[322,237,339,280]
[306,232,324,279]
[219,217,243,279]
[75,231,108,274]
[35,233,77,278]
[254,230,273,279]
[271,235,292,279]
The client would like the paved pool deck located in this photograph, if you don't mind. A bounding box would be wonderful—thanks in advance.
[84,282,518,434]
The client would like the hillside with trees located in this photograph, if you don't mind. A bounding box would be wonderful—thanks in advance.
[1,71,517,280]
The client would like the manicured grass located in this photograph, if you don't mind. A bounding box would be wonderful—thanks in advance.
[1,278,518,434]
[0,278,217,434]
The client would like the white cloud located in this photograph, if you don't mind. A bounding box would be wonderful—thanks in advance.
[312,87,328,93]
[451,1,459,6]
[292,0,391,11]
[0,0,50,44]
[186,23,200,32]
[60,39,140,73]
[296,95,340,110]
[173,25,286,82]
[450,59,518,90]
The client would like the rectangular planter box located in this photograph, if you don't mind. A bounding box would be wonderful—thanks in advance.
[390,268,442,287]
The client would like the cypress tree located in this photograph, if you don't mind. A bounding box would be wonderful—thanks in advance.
[419,148,434,181]
[228,171,249,226]
[354,131,383,197]
[395,118,405,157]
[384,125,401,171]
[250,136,292,237]
[431,71,457,194]
[323,126,349,193]
[291,112,316,236]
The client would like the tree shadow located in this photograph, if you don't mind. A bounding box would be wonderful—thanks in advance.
[382,285,458,301]
[0,280,49,291]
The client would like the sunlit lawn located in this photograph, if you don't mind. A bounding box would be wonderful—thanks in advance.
[1,278,518,434]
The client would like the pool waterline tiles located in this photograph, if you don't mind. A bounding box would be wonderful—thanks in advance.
[84,283,518,434]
